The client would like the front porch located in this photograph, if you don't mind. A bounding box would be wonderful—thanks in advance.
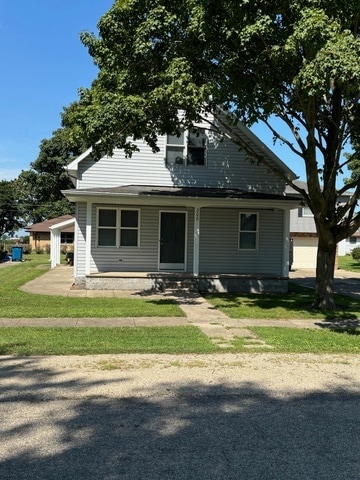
[83,271,289,294]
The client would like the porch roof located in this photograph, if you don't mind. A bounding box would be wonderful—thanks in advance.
[63,184,300,206]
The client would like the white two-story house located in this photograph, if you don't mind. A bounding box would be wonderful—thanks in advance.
[60,116,299,293]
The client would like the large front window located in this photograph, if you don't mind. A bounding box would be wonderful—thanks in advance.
[166,129,206,166]
[239,213,258,250]
[97,208,139,247]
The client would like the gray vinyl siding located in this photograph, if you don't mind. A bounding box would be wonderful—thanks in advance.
[290,207,317,233]
[199,208,284,275]
[77,134,285,195]
[90,205,192,273]
[75,203,284,275]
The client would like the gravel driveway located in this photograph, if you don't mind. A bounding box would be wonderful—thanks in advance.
[1,353,360,479]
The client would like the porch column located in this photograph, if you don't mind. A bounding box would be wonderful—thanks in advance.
[282,208,290,277]
[50,229,60,268]
[85,201,92,276]
[193,206,201,276]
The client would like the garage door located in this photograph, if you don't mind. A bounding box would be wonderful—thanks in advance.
[292,237,318,269]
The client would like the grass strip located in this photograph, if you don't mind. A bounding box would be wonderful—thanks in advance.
[0,326,219,355]
[239,326,360,353]
[337,256,360,273]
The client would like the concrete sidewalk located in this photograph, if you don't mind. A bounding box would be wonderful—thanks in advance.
[1,264,359,347]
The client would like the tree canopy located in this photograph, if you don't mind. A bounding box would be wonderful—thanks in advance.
[17,128,83,224]
[63,0,360,310]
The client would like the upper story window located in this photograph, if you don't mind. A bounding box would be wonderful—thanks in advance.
[301,206,313,217]
[97,208,139,248]
[166,129,206,166]
[239,213,258,250]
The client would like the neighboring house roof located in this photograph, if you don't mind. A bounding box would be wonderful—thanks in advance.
[25,215,74,233]
[285,180,308,196]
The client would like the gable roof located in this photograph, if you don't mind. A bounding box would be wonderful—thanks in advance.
[25,215,74,233]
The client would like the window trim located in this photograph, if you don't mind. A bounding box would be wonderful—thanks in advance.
[238,212,259,251]
[96,207,140,248]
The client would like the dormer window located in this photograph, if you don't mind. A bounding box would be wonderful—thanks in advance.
[166,129,206,166]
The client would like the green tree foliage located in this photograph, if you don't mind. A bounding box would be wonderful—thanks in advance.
[351,246,360,263]
[17,128,84,224]
[63,0,360,310]
[0,180,23,236]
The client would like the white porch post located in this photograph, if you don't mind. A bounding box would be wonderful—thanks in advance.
[50,230,60,268]
[193,207,201,276]
[282,209,290,277]
[85,201,92,275]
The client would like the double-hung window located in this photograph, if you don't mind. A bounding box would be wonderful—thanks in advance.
[97,208,139,247]
[166,128,206,166]
[239,213,258,250]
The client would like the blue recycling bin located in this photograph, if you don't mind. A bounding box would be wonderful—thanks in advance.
[12,246,23,262]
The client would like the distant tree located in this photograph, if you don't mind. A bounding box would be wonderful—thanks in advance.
[63,0,360,311]
[0,180,23,236]
[17,128,84,224]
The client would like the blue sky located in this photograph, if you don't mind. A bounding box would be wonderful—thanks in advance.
[0,0,113,181]
[0,1,312,183]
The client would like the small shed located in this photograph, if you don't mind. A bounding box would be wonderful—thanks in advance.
[49,217,76,268]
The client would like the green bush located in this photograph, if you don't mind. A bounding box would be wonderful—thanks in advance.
[351,247,360,263]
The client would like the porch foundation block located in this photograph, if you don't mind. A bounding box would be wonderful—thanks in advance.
[84,273,288,294]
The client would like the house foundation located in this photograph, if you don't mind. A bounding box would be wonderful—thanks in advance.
[83,272,288,294]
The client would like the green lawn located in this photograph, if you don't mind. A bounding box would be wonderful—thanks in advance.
[243,326,360,354]
[0,254,184,318]
[1,253,359,355]
[1,325,359,355]
[0,326,218,355]
[338,255,360,273]
[204,283,360,321]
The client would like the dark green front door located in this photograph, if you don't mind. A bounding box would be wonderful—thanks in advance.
[159,212,186,270]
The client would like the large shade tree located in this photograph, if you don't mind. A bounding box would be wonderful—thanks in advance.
[63,0,360,310]
[17,128,82,224]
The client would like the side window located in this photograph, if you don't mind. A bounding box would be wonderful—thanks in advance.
[98,209,117,246]
[97,208,140,247]
[166,128,206,166]
[120,210,139,247]
[239,213,258,250]
[301,206,313,217]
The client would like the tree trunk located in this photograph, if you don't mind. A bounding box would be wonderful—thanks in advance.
[314,239,337,311]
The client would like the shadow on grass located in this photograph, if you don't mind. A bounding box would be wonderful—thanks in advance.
[1,357,359,479]
[204,283,360,321]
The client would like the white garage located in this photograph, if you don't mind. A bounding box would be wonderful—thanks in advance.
[292,236,318,270]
